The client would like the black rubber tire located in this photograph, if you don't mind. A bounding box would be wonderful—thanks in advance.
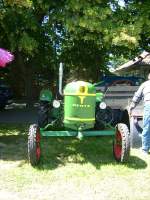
[98,107,113,124]
[130,116,142,148]
[95,106,113,129]
[121,110,130,129]
[113,123,130,162]
[38,101,49,128]
[28,124,41,166]
[110,109,122,126]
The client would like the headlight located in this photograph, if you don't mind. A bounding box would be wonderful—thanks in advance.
[53,100,60,108]
[99,102,107,109]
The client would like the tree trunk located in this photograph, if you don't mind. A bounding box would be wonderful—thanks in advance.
[25,65,34,107]
[10,52,34,107]
[10,52,26,99]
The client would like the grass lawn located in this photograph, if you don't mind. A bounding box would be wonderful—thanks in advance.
[0,124,150,200]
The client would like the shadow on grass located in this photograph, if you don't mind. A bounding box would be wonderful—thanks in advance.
[0,135,28,161]
[0,126,147,170]
[0,124,28,161]
[126,156,147,169]
[0,124,29,136]
[36,137,147,170]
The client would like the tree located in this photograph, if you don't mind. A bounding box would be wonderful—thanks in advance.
[55,0,149,80]
[0,0,56,104]
[0,0,149,103]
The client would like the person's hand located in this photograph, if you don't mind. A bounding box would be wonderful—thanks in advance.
[129,107,133,117]
[128,102,135,116]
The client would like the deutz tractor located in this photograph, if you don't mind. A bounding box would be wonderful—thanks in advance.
[28,63,130,166]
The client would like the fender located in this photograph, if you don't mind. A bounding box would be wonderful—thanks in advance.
[39,89,53,102]
[96,92,104,102]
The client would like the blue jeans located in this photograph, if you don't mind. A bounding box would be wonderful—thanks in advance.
[142,103,150,151]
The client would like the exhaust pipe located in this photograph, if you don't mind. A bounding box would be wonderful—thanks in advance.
[59,62,63,96]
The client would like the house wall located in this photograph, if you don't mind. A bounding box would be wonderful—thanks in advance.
[118,65,150,80]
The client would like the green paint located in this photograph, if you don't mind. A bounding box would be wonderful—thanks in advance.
[63,81,96,130]
[96,92,104,102]
[40,130,115,137]
[77,131,84,140]
[40,89,53,102]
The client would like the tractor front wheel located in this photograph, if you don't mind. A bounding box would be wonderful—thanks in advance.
[113,123,130,162]
[28,124,41,166]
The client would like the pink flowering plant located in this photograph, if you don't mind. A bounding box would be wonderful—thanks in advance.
[0,48,14,67]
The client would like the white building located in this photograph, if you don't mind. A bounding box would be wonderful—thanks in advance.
[114,51,150,79]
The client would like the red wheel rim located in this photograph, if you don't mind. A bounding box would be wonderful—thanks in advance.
[114,130,122,159]
[36,130,41,160]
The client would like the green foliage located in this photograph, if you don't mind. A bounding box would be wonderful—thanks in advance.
[109,54,129,70]
[18,32,39,55]
[0,0,149,97]
[6,0,32,8]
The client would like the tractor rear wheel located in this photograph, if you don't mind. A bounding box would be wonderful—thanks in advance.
[38,101,49,128]
[113,123,130,162]
[28,124,41,166]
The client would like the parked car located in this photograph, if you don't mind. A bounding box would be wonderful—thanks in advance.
[0,80,13,110]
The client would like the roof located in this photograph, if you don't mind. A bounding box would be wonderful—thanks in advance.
[114,51,150,74]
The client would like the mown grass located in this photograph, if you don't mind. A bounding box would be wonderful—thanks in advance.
[0,124,150,200]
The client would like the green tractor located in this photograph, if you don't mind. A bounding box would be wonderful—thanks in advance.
[28,63,130,166]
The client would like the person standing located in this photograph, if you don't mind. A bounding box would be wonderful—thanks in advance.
[129,71,150,154]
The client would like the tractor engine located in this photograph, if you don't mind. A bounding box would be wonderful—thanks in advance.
[63,81,103,131]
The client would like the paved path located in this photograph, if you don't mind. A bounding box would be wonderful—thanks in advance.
[0,103,38,123]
